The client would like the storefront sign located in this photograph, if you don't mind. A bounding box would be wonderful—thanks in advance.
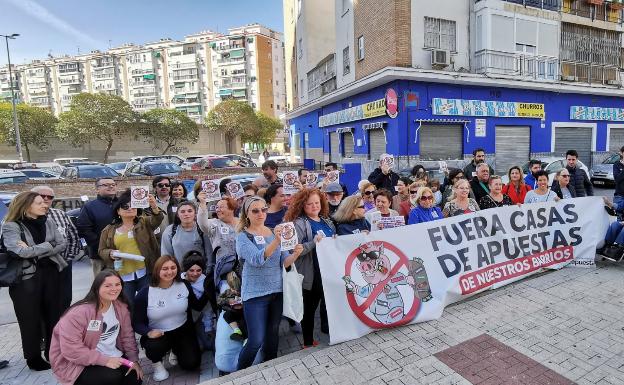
[385,88,398,118]
[570,106,624,121]
[362,121,386,130]
[319,98,387,127]
[475,119,486,137]
[317,197,607,345]
[432,98,545,119]
[404,91,420,109]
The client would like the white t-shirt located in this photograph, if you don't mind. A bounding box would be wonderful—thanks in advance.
[147,282,189,332]
[96,305,122,357]
[524,189,557,204]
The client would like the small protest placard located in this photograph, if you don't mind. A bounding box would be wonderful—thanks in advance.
[326,170,340,185]
[130,186,149,208]
[305,172,319,188]
[438,161,449,174]
[201,179,221,201]
[380,153,394,168]
[282,171,299,195]
[226,181,245,199]
[280,222,298,251]
[379,215,406,230]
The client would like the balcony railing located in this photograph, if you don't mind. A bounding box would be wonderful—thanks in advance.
[562,0,623,23]
[496,0,561,11]
[59,78,81,85]
[560,60,621,85]
[474,49,559,81]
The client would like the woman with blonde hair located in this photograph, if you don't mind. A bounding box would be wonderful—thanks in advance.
[2,191,67,370]
[407,187,443,225]
[442,179,480,217]
[358,181,376,212]
[399,181,425,218]
[333,195,371,235]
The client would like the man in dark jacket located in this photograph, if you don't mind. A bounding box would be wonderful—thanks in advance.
[368,158,399,195]
[76,177,118,277]
[469,163,491,203]
[613,146,624,214]
[565,149,593,197]
[463,148,494,179]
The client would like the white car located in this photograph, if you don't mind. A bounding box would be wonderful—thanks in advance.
[501,157,589,185]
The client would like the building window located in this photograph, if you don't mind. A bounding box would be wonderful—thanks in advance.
[424,17,456,52]
[343,47,350,75]
[298,38,303,59]
[515,43,536,55]
[357,36,365,60]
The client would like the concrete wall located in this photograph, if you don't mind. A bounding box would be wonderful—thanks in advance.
[335,0,356,88]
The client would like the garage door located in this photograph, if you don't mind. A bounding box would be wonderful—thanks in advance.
[329,131,340,163]
[554,127,592,166]
[343,132,355,158]
[609,127,624,153]
[419,124,463,160]
[368,129,386,161]
[495,126,530,175]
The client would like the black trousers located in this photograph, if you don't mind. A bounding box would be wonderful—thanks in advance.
[60,260,72,310]
[140,322,200,370]
[9,261,63,361]
[74,364,142,385]
[222,309,246,337]
[302,283,325,346]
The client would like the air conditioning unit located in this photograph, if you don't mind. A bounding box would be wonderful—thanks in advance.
[562,75,578,81]
[431,49,451,68]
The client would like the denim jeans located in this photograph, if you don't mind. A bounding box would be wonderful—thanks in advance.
[123,274,149,305]
[237,292,283,370]
[605,221,624,245]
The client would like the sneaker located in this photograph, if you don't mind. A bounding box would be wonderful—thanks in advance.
[26,357,50,371]
[230,328,245,341]
[152,361,169,382]
[302,340,320,349]
[168,351,178,366]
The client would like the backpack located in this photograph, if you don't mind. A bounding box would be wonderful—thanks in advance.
[212,230,250,288]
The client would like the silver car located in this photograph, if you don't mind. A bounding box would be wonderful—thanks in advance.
[590,153,619,187]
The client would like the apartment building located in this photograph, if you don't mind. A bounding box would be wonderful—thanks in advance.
[0,65,21,104]
[2,24,285,125]
[286,0,624,177]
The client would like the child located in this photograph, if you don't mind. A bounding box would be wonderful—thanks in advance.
[217,271,246,341]
[430,179,443,206]
[182,251,215,351]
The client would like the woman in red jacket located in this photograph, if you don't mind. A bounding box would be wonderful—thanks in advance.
[502,166,532,205]
[49,270,143,385]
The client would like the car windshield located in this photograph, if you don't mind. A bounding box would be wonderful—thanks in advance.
[146,163,181,174]
[79,167,118,178]
[212,158,237,167]
[603,154,620,164]
[108,163,127,171]
[0,176,28,184]
[21,170,52,178]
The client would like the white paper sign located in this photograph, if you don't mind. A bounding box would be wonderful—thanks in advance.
[280,222,298,251]
[475,119,487,137]
[438,161,449,174]
[110,251,145,261]
[282,171,299,195]
[226,181,245,199]
[202,179,222,201]
[380,153,394,168]
[369,212,382,231]
[378,215,406,230]
[326,170,340,185]
[305,172,319,188]
[130,186,149,208]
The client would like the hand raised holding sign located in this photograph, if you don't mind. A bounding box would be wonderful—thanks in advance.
[147,194,159,211]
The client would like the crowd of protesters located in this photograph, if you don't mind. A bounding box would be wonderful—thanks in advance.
[0,148,614,383]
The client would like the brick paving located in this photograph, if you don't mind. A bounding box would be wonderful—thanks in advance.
[0,262,623,385]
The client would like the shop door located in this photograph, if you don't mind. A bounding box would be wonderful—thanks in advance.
[495,126,530,175]
[419,124,463,160]
[554,127,592,166]
[368,129,386,161]
[329,132,340,163]
[609,127,624,153]
[343,132,355,159]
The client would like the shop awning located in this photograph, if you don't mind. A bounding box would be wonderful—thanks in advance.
[413,119,471,144]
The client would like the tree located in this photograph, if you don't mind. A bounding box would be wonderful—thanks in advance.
[251,112,282,147]
[56,93,138,163]
[0,103,58,161]
[142,108,199,154]
[204,100,259,153]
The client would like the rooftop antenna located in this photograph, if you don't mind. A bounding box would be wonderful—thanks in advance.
[47,50,53,59]
[108,39,112,49]
[77,45,81,55]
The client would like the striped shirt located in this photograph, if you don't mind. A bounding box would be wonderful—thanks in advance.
[47,207,81,260]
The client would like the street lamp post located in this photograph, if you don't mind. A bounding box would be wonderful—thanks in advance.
[1,33,23,162]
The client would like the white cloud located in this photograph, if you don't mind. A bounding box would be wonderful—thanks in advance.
[5,0,104,49]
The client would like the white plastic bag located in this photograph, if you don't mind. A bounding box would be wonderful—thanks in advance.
[282,264,304,322]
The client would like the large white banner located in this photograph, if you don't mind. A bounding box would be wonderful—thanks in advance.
[317,198,609,345]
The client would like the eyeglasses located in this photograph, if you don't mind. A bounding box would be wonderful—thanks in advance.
[560,175,570,178]
[409,190,419,194]
[97,183,116,188]
[157,183,171,188]
[363,190,375,195]
[250,207,269,214]
[420,196,434,201]
[357,205,365,209]
[40,194,54,200]
[120,203,132,210]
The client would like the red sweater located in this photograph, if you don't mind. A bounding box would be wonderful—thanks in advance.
[49,300,139,385]
[502,183,532,205]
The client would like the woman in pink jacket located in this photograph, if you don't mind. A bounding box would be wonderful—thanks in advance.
[49,270,143,385]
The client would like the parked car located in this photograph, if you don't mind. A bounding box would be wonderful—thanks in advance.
[123,161,181,177]
[13,162,64,174]
[19,168,62,180]
[130,155,185,165]
[500,157,589,185]
[190,156,239,171]
[53,157,93,165]
[0,169,28,184]
[0,160,21,169]
[182,155,216,170]
[106,162,129,174]
[590,153,619,187]
[61,165,119,179]
[0,191,18,206]
[224,154,257,167]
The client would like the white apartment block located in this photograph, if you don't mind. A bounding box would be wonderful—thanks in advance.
[2,24,285,125]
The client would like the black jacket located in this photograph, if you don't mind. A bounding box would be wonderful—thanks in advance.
[368,168,399,195]
[614,160,624,197]
[76,195,118,259]
[469,177,490,204]
[566,165,593,197]
[551,180,577,199]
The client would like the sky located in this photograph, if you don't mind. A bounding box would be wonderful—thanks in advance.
[0,0,284,64]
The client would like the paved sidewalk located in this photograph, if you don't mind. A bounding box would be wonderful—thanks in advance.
[0,262,622,385]
[201,263,624,385]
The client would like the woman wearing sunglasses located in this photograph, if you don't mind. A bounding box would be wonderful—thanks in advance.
[399,181,426,218]
[359,182,376,212]
[332,195,371,235]
[407,187,443,225]
[99,190,163,304]
[235,196,303,369]
[284,189,336,348]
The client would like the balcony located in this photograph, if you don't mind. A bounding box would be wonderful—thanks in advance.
[474,49,559,81]
[496,0,561,10]
[562,0,623,23]
[92,58,114,68]
[560,60,621,85]
[59,77,81,85]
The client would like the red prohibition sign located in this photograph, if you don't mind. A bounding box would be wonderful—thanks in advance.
[344,241,421,329]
